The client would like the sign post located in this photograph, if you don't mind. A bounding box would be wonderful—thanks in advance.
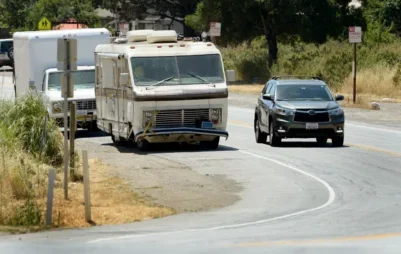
[57,38,77,200]
[349,26,362,104]
[209,22,221,44]
[119,22,129,37]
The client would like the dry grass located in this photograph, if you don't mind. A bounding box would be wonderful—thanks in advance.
[228,84,264,95]
[0,152,175,231]
[339,64,401,99]
[48,158,175,228]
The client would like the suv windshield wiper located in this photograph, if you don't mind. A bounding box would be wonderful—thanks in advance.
[146,76,176,90]
[187,72,216,87]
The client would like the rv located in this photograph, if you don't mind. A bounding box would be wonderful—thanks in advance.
[13,28,111,129]
[95,30,229,150]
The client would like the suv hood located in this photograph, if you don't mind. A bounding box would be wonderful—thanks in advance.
[276,100,339,110]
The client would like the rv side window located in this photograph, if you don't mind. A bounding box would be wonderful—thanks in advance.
[101,58,115,88]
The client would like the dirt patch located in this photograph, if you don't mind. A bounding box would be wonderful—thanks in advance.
[50,159,175,228]
[75,138,241,213]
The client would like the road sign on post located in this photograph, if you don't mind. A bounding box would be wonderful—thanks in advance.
[349,26,362,104]
[57,38,77,200]
[210,22,221,37]
[119,22,129,36]
[38,17,52,30]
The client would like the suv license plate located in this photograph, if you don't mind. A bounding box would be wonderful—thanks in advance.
[306,123,319,130]
[201,121,214,129]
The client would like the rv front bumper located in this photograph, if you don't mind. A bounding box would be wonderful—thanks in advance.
[135,127,229,143]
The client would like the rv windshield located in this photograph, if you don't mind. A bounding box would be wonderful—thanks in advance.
[47,70,95,91]
[131,54,225,87]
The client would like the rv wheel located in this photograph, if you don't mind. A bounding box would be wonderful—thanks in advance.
[137,139,150,151]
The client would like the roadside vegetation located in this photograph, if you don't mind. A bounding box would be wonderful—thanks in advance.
[0,94,174,232]
[224,37,401,100]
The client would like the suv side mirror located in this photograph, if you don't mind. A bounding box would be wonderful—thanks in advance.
[120,73,129,86]
[335,94,344,101]
[263,94,273,100]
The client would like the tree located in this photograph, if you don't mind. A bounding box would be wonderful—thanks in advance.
[27,0,100,30]
[0,0,37,30]
[100,0,200,35]
[187,0,342,66]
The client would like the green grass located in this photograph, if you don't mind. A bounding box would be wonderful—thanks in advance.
[0,93,64,227]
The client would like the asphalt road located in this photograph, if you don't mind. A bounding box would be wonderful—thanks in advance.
[1,93,401,253]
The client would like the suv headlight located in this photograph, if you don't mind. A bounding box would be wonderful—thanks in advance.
[52,101,63,113]
[210,108,221,124]
[328,108,344,116]
[274,106,295,116]
[142,111,154,127]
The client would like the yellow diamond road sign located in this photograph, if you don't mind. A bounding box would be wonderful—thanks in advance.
[38,17,51,30]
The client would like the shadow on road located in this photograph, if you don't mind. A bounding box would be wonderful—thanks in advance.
[102,141,238,155]
[74,129,108,139]
[270,140,350,148]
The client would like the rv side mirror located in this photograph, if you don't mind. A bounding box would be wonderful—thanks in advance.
[29,80,36,91]
[120,73,129,86]
[226,70,236,83]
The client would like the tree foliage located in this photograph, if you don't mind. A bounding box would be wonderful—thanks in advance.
[0,0,99,32]
[0,0,37,30]
[27,0,99,29]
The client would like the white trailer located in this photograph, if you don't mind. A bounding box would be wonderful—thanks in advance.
[95,30,230,150]
[13,28,111,129]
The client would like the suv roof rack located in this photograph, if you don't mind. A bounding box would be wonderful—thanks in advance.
[271,75,322,80]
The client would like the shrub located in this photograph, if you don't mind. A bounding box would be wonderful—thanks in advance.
[0,94,63,166]
[221,39,401,92]
[221,36,270,82]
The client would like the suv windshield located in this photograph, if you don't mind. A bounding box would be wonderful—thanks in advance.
[47,70,95,91]
[130,54,225,86]
[276,84,333,101]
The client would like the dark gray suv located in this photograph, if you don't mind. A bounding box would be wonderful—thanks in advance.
[254,76,345,147]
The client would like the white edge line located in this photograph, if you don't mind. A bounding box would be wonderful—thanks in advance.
[346,122,401,134]
[88,149,336,244]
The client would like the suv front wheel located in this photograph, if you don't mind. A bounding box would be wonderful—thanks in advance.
[255,118,267,143]
[269,122,281,147]
[332,136,344,147]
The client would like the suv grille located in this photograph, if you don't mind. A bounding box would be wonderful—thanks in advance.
[294,110,329,123]
[67,100,96,111]
[155,109,210,128]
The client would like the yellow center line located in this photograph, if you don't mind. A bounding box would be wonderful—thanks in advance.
[228,120,401,157]
[236,233,401,247]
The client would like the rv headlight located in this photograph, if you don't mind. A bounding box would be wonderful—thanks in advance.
[142,111,154,128]
[210,108,221,124]
[52,101,63,114]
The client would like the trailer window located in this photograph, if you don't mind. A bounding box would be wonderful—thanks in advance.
[47,70,95,91]
[130,54,225,86]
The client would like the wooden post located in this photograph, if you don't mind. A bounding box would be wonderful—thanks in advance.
[46,168,56,226]
[70,102,76,178]
[353,43,357,104]
[82,150,91,222]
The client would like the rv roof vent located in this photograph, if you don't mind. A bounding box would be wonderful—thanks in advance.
[147,30,178,44]
[127,30,154,42]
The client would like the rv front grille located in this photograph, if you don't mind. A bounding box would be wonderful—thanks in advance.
[155,109,210,128]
